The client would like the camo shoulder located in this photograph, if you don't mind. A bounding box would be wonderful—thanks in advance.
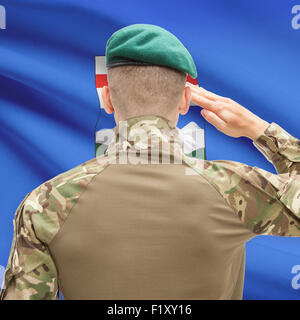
[0,155,110,300]
[29,155,110,245]
[183,156,300,237]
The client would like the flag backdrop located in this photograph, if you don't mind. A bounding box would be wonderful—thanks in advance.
[95,56,206,159]
[1,0,300,299]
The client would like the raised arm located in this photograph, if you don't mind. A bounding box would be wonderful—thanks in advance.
[186,83,300,236]
[186,83,300,176]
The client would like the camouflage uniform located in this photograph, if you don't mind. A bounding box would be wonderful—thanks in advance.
[1,114,300,300]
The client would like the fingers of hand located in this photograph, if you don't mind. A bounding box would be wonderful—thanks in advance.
[217,109,235,123]
[185,83,241,125]
[186,88,218,111]
[191,94,218,110]
[186,83,226,101]
[201,109,227,131]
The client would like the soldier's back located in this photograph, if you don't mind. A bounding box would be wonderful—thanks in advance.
[48,154,253,300]
[3,115,300,300]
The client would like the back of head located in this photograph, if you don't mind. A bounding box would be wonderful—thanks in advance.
[105,23,197,121]
[107,65,187,119]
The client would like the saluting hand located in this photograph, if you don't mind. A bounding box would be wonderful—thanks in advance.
[186,83,269,141]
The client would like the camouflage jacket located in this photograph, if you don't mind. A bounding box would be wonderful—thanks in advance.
[1,114,300,300]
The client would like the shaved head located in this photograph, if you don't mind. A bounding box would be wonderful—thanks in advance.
[107,65,187,120]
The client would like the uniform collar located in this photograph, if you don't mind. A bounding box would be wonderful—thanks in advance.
[105,114,184,157]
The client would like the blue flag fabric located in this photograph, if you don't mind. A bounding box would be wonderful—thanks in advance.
[0,0,300,299]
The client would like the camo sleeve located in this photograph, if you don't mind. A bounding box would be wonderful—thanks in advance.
[0,192,59,300]
[253,122,300,175]
[0,157,108,300]
[216,121,300,236]
[199,159,300,236]
[184,122,300,237]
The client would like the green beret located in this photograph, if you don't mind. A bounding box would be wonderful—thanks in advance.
[105,24,197,79]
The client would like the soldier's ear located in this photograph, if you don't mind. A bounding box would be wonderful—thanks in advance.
[179,85,191,115]
[102,86,115,114]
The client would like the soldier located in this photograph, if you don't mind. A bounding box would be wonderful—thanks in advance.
[1,23,300,300]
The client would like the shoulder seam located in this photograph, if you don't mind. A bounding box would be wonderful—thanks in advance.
[47,160,111,247]
[183,158,256,236]
[183,158,238,215]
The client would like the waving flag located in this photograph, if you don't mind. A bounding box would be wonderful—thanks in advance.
[1,0,300,300]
